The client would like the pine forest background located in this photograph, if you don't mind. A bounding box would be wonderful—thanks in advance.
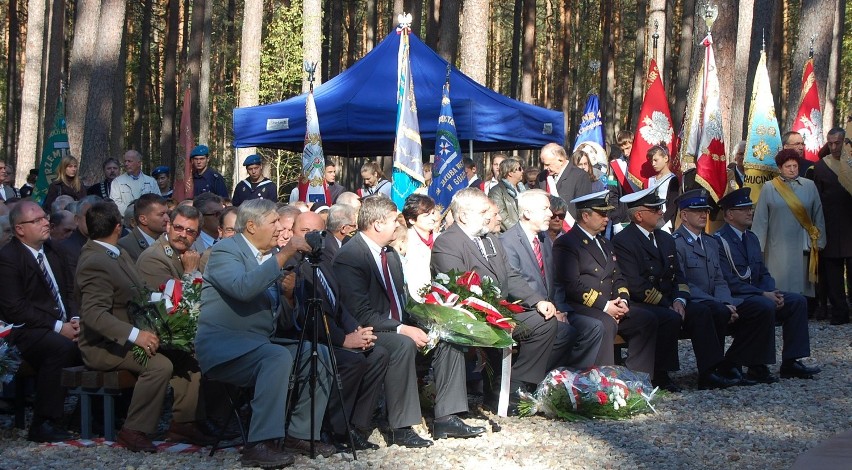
[0,0,849,193]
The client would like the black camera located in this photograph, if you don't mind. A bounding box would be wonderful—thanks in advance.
[304,230,326,263]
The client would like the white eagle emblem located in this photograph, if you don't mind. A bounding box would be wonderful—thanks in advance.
[639,111,674,145]
[797,109,824,153]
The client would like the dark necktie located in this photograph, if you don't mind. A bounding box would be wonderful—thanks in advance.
[649,232,657,248]
[37,253,66,321]
[532,236,545,279]
[381,250,401,321]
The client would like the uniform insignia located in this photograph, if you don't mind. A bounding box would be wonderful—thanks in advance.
[583,239,589,245]
[138,239,147,248]
[164,245,174,257]
[106,250,118,259]
[678,284,691,294]
[582,290,600,307]
[643,288,662,304]
[617,287,630,296]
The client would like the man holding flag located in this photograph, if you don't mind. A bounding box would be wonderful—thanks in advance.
[391,14,425,210]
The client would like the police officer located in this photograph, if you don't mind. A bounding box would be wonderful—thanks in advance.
[152,166,173,199]
[190,145,228,198]
[231,154,277,206]
[713,187,821,379]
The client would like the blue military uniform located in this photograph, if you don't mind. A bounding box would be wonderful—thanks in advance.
[713,188,820,379]
[190,145,228,198]
[231,153,277,206]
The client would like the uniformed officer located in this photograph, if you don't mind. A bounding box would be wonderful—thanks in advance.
[713,187,821,379]
[613,184,740,390]
[552,189,659,376]
[673,189,777,385]
[152,166,173,199]
[190,145,228,198]
[231,154,277,206]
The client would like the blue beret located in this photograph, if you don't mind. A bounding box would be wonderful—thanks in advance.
[190,145,209,157]
[243,154,262,166]
[717,187,753,210]
[152,166,170,177]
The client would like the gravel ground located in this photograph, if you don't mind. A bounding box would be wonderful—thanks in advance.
[0,320,849,470]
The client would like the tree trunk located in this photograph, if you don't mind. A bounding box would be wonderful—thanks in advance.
[409,0,423,37]
[649,0,666,74]
[784,0,835,130]
[4,0,20,162]
[346,0,358,68]
[630,0,648,131]
[17,0,47,175]
[159,0,180,174]
[599,0,612,137]
[67,0,101,166]
[303,0,322,92]
[132,0,153,158]
[426,0,441,50]
[509,0,522,99]
[561,0,573,140]
[365,0,378,51]
[706,2,738,156]
[519,0,535,103]
[437,0,460,64]
[235,0,263,186]
[460,0,489,85]
[38,0,65,179]
[672,0,694,128]
[731,0,755,145]
[328,0,343,78]
[823,0,844,129]
[110,17,127,158]
[610,2,621,135]
[766,0,784,121]
[199,0,212,145]
[188,0,204,136]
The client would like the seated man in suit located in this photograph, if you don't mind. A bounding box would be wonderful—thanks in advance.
[117,193,170,262]
[136,205,202,290]
[713,188,821,379]
[76,202,213,452]
[335,196,484,446]
[323,204,357,265]
[0,201,83,442]
[673,189,778,385]
[282,211,388,450]
[613,185,741,390]
[431,188,559,413]
[553,190,659,377]
[500,189,603,370]
[196,199,334,467]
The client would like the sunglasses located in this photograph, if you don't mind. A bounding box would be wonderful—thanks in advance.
[551,213,566,220]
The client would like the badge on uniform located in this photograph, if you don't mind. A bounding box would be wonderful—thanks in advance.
[164,245,174,257]
[138,239,148,248]
[583,239,589,245]
[106,250,118,259]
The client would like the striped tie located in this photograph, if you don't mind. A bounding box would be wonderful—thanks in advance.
[36,253,66,321]
[532,236,545,279]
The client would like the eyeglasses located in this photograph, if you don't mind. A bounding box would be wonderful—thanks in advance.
[17,216,48,226]
[172,223,199,237]
[640,206,663,213]
[221,227,236,234]
[551,213,566,220]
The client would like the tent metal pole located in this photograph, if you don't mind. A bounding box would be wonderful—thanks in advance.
[469,140,473,159]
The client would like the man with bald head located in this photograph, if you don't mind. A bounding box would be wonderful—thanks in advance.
[110,150,159,214]
[336,192,362,211]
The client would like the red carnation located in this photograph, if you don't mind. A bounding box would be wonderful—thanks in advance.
[596,391,608,405]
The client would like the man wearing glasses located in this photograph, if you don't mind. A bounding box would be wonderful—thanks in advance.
[323,204,357,266]
[191,192,225,252]
[136,205,203,290]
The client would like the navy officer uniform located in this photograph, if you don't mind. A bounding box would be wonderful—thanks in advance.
[552,189,659,376]
[190,145,229,198]
[613,184,740,390]
[673,189,777,384]
[713,188,821,379]
[232,154,278,206]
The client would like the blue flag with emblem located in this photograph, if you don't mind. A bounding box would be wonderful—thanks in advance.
[572,94,606,152]
[391,16,424,210]
[428,74,464,213]
[742,49,782,206]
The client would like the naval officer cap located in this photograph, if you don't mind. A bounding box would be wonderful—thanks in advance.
[190,145,209,158]
[243,154,262,166]
[717,187,753,210]
[676,188,712,210]
[152,166,170,177]
[619,182,665,209]
[570,189,615,212]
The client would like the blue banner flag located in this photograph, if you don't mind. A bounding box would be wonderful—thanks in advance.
[391,21,424,210]
[428,78,464,212]
[742,50,782,205]
[573,94,606,152]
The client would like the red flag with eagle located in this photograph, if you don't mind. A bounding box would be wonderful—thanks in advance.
[678,33,727,202]
[627,58,675,191]
[791,58,824,163]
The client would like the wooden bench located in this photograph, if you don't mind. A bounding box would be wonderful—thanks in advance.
[61,366,137,441]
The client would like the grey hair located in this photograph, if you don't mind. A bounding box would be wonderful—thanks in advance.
[275,205,301,219]
[51,194,75,212]
[76,195,103,215]
[549,195,568,214]
[336,192,361,208]
[626,206,643,222]
[449,187,489,219]
[327,204,356,233]
[235,198,277,233]
[357,195,397,231]
[517,188,550,212]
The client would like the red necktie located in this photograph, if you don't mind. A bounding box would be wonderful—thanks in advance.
[532,237,545,280]
[381,250,401,321]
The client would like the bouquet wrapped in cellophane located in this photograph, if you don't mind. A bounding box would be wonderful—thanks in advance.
[407,270,523,353]
[518,366,660,421]
[130,277,202,365]
[0,322,22,388]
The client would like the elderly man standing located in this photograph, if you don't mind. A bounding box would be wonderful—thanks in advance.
[110,151,159,214]
[190,145,228,198]
[538,143,593,222]
[136,205,202,290]
[76,202,212,452]
[0,201,82,442]
[118,193,170,262]
[196,199,334,467]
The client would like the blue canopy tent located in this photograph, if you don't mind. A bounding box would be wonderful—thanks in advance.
[232,32,564,156]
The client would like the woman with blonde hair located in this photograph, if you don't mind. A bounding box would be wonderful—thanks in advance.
[43,155,87,210]
[359,161,391,198]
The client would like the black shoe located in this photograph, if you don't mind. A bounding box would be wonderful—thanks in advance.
[829,315,850,325]
[241,440,295,468]
[432,415,486,440]
[335,429,378,451]
[28,420,72,443]
[780,360,821,379]
[721,366,758,386]
[746,365,780,384]
[652,372,682,393]
[387,428,433,448]
[697,371,741,390]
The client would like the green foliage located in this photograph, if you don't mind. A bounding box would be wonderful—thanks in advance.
[259,0,304,104]
[839,1,852,124]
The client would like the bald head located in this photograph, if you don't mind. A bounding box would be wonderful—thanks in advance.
[293,210,326,236]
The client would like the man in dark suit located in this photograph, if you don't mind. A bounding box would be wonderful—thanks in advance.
[728,141,746,189]
[431,188,559,414]
[553,190,659,376]
[77,202,213,452]
[463,157,484,190]
[539,143,593,222]
[500,189,603,370]
[196,199,334,466]
[57,195,100,275]
[0,201,82,442]
[613,185,741,390]
[673,189,778,384]
[282,211,388,450]
[714,188,821,379]
[335,196,483,446]
[323,204,356,266]
[117,193,169,262]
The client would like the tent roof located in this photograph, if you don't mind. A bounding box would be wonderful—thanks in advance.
[232,32,565,157]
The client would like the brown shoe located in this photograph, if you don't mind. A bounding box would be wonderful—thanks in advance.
[117,427,157,453]
[165,421,218,446]
[282,435,337,458]
[240,440,295,468]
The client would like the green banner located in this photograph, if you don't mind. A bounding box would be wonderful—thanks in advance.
[31,99,70,206]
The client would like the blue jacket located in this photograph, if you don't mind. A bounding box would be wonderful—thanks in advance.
[673,225,741,306]
[231,178,278,206]
[192,168,229,198]
[713,223,775,296]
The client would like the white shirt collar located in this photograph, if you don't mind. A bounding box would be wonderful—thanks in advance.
[240,234,273,264]
[93,240,120,257]
[360,232,385,258]
[577,225,599,241]
[138,229,157,246]
[21,242,44,260]
[636,224,652,240]
[728,225,745,239]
